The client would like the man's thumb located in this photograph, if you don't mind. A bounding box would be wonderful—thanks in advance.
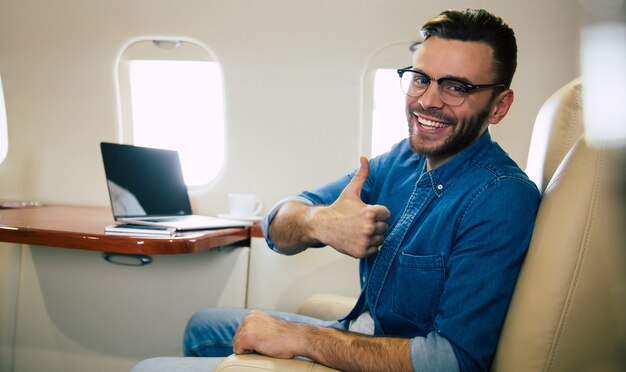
[342,156,369,198]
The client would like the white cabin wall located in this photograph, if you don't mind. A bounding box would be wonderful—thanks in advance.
[0,0,581,215]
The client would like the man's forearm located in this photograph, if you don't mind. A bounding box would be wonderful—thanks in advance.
[304,326,412,372]
[267,201,323,254]
[234,310,413,371]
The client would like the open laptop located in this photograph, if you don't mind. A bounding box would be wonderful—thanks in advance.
[100,142,252,231]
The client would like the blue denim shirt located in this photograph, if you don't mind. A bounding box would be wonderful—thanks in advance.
[262,131,540,371]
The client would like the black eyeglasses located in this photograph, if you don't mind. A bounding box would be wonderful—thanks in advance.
[397,67,506,106]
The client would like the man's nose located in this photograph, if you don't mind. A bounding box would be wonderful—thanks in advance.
[418,82,445,109]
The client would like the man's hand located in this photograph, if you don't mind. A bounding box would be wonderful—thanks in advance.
[312,156,391,258]
[268,156,390,257]
[233,310,307,358]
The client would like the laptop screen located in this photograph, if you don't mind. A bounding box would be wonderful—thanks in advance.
[100,142,192,218]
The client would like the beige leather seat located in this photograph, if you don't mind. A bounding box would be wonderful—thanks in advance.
[216,78,626,371]
[525,77,585,193]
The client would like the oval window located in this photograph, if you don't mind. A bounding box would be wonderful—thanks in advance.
[118,40,225,186]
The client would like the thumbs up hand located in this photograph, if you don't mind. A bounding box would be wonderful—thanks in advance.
[312,156,391,258]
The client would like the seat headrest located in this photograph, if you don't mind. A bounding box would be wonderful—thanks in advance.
[525,77,585,193]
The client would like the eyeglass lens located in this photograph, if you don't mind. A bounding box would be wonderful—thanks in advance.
[400,71,467,106]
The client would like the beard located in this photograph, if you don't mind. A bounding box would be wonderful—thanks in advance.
[408,104,491,160]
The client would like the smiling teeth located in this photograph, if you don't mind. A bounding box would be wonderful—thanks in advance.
[418,117,447,128]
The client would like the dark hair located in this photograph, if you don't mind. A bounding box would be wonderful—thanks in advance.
[421,9,517,88]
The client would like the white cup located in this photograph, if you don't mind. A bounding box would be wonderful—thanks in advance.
[228,193,263,218]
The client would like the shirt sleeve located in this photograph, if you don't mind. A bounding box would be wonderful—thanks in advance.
[410,332,460,372]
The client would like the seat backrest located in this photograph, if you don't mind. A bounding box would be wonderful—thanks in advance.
[525,77,585,193]
[492,80,626,371]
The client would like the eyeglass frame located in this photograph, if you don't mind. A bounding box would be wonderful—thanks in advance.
[396,66,506,106]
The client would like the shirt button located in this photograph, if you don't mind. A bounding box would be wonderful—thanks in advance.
[437,184,443,190]
[362,276,366,283]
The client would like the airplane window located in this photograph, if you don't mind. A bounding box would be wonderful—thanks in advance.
[363,42,414,158]
[371,69,407,157]
[118,40,225,187]
[0,75,7,164]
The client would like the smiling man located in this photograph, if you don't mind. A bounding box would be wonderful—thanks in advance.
[184,9,541,372]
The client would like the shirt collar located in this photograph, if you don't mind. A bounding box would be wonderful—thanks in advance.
[423,130,493,197]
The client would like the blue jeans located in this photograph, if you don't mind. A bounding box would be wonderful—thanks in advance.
[183,308,346,357]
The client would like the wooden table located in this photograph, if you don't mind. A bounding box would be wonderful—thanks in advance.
[0,205,250,255]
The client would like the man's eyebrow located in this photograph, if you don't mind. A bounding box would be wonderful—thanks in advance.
[413,68,474,84]
[445,75,473,85]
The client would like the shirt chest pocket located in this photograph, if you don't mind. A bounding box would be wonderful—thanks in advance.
[392,253,444,325]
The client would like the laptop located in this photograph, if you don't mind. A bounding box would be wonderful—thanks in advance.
[100,142,252,231]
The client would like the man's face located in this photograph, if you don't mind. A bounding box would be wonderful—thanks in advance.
[406,37,501,168]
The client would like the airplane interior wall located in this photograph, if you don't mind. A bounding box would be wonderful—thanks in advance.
[0,0,581,215]
[0,1,588,371]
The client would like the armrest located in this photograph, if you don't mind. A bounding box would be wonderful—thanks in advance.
[216,354,339,372]
[296,293,357,320]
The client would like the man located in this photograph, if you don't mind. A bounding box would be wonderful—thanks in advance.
[184,8,540,371]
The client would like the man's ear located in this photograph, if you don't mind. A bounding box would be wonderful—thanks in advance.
[488,89,514,125]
